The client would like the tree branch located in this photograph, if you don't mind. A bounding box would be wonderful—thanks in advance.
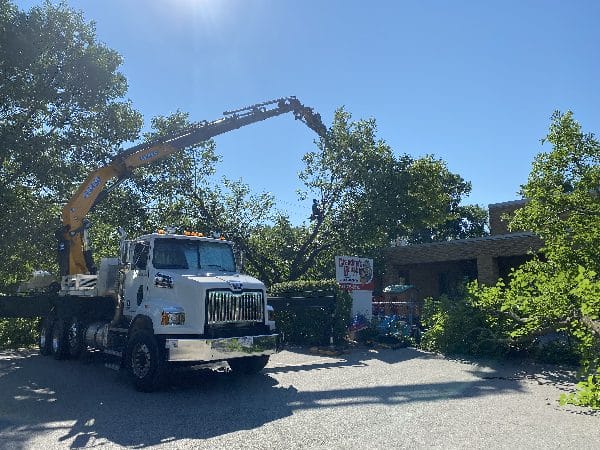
[503,309,530,324]
[292,241,336,281]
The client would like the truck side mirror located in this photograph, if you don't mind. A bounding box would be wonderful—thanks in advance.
[120,241,131,266]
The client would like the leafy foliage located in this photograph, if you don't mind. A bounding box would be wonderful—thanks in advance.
[560,367,600,409]
[269,280,352,345]
[0,0,142,290]
[511,111,600,272]
[420,289,511,357]
[0,318,39,349]
[500,112,599,406]
[422,111,600,408]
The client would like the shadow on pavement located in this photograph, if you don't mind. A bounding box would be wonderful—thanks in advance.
[444,354,580,392]
[0,347,532,449]
[264,345,433,374]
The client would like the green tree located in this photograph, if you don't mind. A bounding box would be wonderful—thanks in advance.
[0,0,141,290]
[512,111,600,272]
[512,111,600,407]
[506,112,600,347]
[458,111,600,407]
[294,108,486,281]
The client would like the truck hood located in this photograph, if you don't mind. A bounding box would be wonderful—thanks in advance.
[178,272,265,291]
[148,271,266,335]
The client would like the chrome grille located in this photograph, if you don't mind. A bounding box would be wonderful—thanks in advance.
[207,290,264,324]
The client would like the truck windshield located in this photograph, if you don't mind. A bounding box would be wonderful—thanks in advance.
[153,239,236,272]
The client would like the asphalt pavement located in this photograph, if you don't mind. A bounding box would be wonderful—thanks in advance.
[0,347,598,449]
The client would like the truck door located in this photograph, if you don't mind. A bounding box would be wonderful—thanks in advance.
[123,241,150,315]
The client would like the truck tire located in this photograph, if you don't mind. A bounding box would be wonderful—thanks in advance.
[127,331,167,392]
[39,319,53,356]
[51,319,68,360]
[228,355,270,374]
[66,318,84,359]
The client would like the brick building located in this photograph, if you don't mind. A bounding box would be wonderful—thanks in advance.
[382,200,543,300]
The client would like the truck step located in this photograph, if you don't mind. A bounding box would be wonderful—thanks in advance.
[103,349,122,357]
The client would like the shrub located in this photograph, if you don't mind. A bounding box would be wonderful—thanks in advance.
[269,279,352,346]
[0,318,39,350]
[560,367,600,409]
[420,291,510,357]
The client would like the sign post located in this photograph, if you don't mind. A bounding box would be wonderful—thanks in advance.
[335,255,374,320]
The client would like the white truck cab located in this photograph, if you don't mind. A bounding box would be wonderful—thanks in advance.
[120,231,277,359]
[54,230,278,391]
[121,232,270,334]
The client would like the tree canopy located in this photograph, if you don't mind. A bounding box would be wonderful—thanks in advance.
[512,111,600,272]
[464,111,599,407]
[0,0,141,288]
[502,111,600,344]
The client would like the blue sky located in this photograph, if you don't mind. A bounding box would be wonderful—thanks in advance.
[16,0,600,224]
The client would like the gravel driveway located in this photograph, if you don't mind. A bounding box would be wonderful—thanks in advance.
[0,347,598,449]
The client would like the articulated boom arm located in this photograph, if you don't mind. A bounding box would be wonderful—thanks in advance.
[59,97,326,276]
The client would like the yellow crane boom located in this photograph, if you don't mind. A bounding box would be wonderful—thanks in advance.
[58,97,326,275]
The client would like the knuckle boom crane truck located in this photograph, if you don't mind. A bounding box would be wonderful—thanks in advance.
[1,97,326,391]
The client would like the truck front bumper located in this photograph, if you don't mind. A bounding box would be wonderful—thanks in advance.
[164,334,279,362]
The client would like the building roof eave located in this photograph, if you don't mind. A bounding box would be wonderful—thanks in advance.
[384,232,544,265]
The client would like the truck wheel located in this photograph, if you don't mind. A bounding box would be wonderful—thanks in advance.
[228,355,270,374]
[66,318,84,359]
[39,319,53,356]
[127,331,167,392]
[51,320,68,360]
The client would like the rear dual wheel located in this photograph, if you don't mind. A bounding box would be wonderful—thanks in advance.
[39,318,53,356]
[51,320,68,360]
[45,318,84,360]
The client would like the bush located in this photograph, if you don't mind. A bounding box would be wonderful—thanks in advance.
[530,333,581,365]
[560,367,600,409]
[420,293,509,357]
[269,279,352,346]
[0,318,39,350]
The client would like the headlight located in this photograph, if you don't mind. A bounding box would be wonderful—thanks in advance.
[161,308,185,326]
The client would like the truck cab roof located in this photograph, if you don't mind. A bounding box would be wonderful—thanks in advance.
[135,233,234,246]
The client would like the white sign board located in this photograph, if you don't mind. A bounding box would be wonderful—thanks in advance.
[335,256,374,319]
[335,255,374,291]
